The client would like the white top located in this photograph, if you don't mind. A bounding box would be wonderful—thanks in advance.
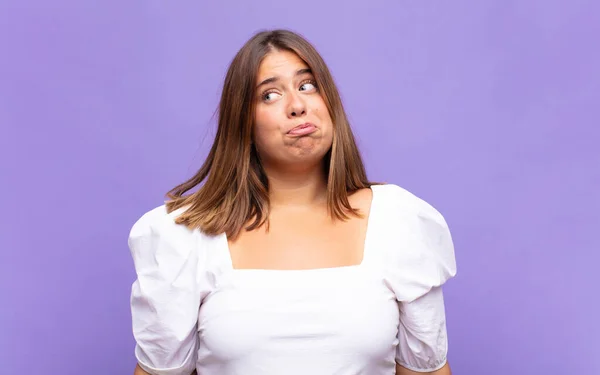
[128,184,457,375]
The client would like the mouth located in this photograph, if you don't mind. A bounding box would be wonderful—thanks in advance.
[287,123,317,137]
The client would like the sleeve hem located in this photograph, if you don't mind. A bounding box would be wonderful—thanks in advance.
[136,349,196,375]
[395,357,448,373]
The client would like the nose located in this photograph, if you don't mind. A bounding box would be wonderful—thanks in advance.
[287,92,307,118]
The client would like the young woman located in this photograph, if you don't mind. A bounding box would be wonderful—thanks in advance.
[129,29,457,375]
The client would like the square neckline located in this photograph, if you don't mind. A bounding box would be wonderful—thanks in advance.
[219,185,380,273]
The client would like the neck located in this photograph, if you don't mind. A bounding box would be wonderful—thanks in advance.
[263,162,328,208]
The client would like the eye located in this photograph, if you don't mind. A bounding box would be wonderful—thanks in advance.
[262,91,281,102]
[299,80,317,92]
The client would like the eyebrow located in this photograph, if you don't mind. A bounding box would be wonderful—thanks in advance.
[256,68,313,89]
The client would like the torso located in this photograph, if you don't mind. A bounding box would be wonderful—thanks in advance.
[197,186,399,374]
[227,187,373,270]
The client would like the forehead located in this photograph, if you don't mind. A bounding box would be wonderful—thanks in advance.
[257,50,309,79]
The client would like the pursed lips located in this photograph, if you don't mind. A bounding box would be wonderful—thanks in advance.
[287,123,317,135]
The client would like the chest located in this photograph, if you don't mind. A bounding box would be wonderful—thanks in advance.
[227,208,369,270]
[197,268,399,365]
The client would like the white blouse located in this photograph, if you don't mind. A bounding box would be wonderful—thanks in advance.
[129,184,457,375]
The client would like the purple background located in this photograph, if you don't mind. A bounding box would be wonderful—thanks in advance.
[1,1,599,374]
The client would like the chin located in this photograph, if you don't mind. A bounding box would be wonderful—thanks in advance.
[288,146,330,164]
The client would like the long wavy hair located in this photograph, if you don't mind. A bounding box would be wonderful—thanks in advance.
[165,29,377,240]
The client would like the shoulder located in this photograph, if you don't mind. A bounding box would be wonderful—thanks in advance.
[374,184,457,301]
[348,187,374,212]
[128,204,200,264]
[129,204,191,239]
[372,183,446,223]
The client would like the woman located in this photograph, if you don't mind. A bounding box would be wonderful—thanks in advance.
[129,29,457,375]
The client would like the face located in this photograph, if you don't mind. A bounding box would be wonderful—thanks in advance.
[252,49,334,170]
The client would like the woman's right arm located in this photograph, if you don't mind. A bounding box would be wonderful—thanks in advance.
[128,206,204,375]
[134,364,151,375]
[134,364,197,375]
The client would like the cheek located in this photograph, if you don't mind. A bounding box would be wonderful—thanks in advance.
[314,102,333,132]
[253,107,281,147]
[254,107,281,132]
[313,97,331,121]
[315,102,334,145]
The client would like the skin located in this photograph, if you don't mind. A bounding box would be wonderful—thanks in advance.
[227,49,370,271]
[251,49,334,208]
[396,363,452,375]
[133,49,451,375]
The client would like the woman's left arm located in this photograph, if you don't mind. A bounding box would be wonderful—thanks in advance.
[396,362,452,375]
[385,187,457,375]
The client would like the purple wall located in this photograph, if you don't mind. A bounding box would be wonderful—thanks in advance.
[2,1,598,374]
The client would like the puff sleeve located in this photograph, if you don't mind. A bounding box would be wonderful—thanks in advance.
[128,205,206,375]
[382,185,457,372]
